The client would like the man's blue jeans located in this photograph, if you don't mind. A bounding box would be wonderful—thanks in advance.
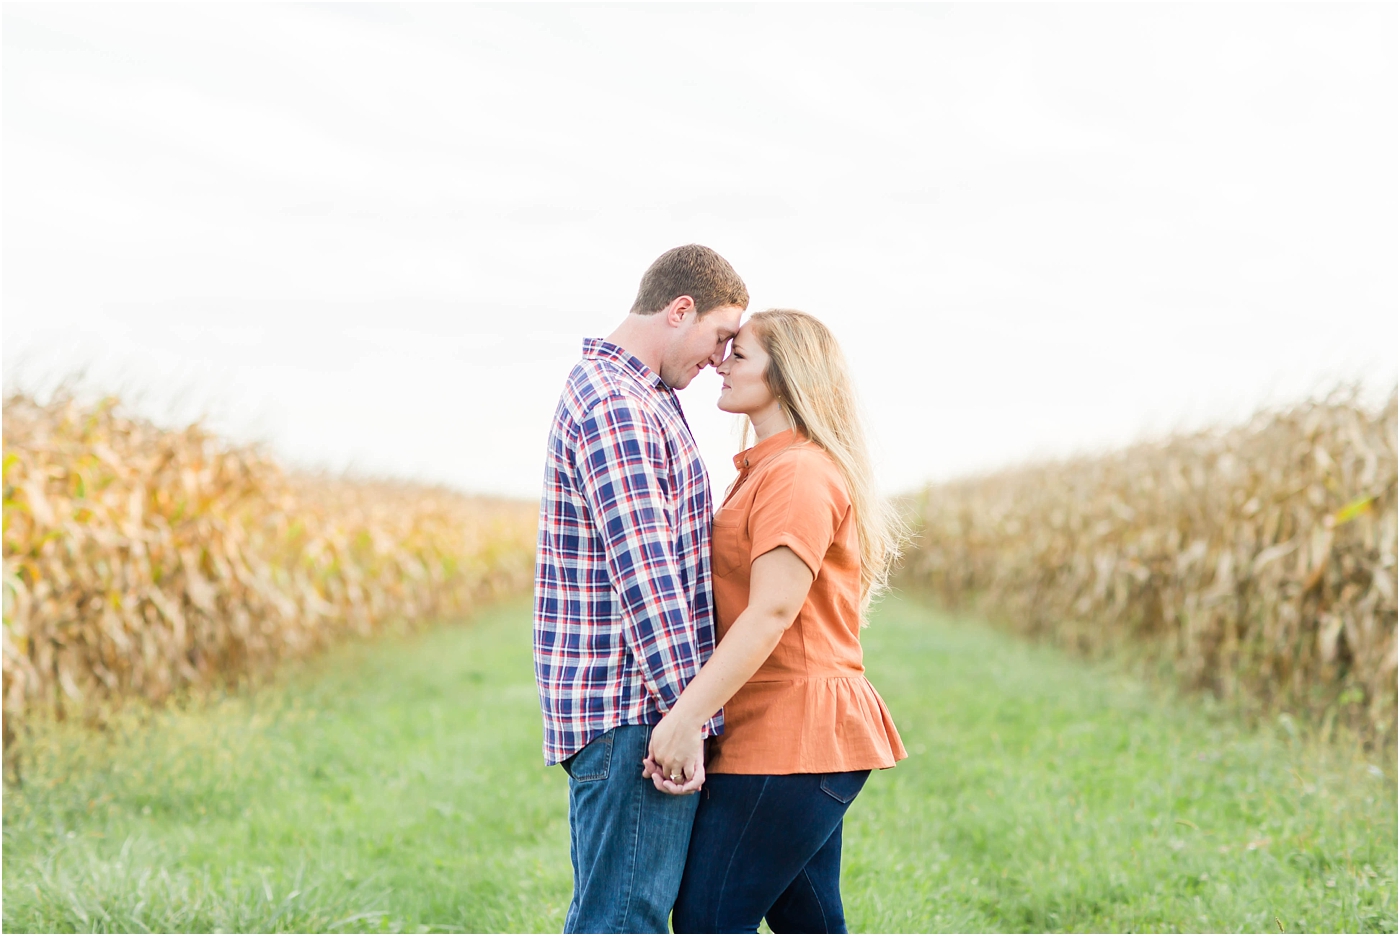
[562,725,700,933]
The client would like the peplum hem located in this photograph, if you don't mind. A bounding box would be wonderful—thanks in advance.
[706,675,908,775]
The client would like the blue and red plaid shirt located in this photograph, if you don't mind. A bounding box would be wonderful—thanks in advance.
[533,338,724,766]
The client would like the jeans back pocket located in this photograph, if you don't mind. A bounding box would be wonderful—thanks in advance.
[563,729,615,782]
[819,769,870,804]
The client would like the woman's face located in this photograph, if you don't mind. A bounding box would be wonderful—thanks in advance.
[716,323,777,416]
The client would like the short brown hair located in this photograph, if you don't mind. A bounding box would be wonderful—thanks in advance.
[629,244,749,317]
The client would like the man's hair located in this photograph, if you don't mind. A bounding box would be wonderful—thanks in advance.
[629,244,749,317]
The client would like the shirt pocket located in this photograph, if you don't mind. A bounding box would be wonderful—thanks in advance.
[710,508,746,579]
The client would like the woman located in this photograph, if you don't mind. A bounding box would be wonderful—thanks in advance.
[644,309,908,934]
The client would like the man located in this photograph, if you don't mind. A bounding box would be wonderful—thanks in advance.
[534,244,749,933]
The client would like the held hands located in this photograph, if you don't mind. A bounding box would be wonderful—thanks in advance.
[642,710,705,795]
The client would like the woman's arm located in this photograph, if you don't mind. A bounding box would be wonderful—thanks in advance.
[644,545,815,792]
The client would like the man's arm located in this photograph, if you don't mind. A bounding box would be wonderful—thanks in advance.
[575,395,702,716]
[645,545,814,792]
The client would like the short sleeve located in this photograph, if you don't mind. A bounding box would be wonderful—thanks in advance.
[748,449,850,577]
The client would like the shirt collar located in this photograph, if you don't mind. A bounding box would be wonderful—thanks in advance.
[583,338,666,390]
[733,428,804,471]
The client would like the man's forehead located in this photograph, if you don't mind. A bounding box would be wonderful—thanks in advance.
[713,305,744,338]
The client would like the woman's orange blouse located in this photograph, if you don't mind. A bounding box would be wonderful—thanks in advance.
[706,429,907,775]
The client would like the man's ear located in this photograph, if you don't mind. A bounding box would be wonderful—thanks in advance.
[665,296,696,326]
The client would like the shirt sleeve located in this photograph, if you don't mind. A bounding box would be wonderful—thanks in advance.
[748,450,849,578]
[575,394,701,713]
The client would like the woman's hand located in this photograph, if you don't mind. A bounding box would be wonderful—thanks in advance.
[638,547,814,797]
[643,711,705,795]
[642,753,704,795]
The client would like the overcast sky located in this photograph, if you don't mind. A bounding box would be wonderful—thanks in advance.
[4,3,1396,499]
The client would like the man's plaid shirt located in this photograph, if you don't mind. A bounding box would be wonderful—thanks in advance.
[534,338,724,766]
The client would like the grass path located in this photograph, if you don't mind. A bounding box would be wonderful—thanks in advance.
[3,596,1395,933]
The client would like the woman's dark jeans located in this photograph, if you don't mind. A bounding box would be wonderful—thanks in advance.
[672,770,870,934]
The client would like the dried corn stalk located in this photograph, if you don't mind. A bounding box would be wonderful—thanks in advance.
[901,390,1398,744]
[2,393,537,739]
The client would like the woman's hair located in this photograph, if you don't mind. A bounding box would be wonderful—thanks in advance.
[744,309,909,618]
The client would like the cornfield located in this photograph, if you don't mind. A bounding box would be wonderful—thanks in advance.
[2,393,537,743]
[901,390,1398,745]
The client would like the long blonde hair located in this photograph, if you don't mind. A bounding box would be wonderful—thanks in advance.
[744,309,908,618]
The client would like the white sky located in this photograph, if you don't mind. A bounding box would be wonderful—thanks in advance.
[3,3,1396,499]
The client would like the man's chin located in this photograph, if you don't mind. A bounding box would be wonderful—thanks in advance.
[666,368,707,390]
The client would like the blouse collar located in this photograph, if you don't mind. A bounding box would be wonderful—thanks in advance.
[732,428,806,471]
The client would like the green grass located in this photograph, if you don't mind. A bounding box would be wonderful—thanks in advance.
[844,598,1395,933]
[3,596,1395,933]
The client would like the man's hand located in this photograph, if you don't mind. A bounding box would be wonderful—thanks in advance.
[643,753,704,795]
[642,711,705,795]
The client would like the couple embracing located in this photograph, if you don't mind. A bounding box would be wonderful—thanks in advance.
[534,245,906,934]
